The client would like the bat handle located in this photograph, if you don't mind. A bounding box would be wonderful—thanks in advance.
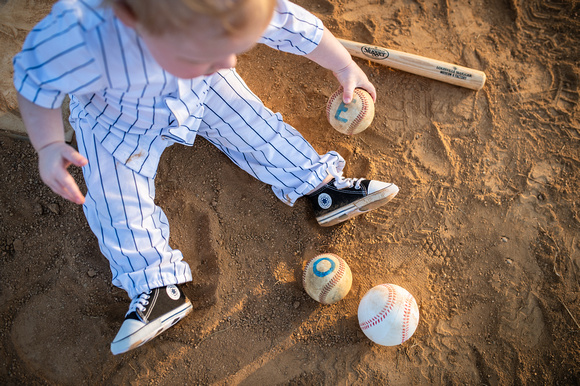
[338,39,486,91]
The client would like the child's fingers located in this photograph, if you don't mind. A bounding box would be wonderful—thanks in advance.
[60,147,87,203]
[44,165,85,204]
[342,87,355,104]
[63,147,88,167]
[364,83,377,102]
[56,174,85,204]
[336,66,377,104]
[351,80,376,102]
[37,143,86,204]
[63,186,86,205]
[342,82,377,104]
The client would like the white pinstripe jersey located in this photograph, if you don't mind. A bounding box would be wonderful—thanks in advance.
[13,0,324,178]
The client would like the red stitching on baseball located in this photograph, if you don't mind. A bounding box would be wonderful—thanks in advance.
[302,259,309,286]
[326,88,343,121]
[319,254,345,304]
[360,284,397,330]
[401,293,413,343]
[348,89,369,135]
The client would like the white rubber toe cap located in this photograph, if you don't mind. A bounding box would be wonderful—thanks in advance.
[111,319,145,355]
[368,181,399,196]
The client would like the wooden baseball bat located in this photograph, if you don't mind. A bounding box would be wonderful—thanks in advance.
[338,39,486,90]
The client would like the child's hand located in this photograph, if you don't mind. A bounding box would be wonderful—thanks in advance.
[303,28,377,104]
[333,61,377,104]
[37,142,88,205]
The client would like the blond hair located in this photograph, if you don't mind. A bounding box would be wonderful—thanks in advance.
[104,0,276,36]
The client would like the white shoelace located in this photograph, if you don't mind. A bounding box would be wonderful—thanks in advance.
[127,291,151,316]
[328,166,364,190]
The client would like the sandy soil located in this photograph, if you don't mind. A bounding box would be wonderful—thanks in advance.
[1,0,579,384]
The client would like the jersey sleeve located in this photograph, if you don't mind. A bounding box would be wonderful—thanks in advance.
[12,1,105,109]
[259,0,324,55]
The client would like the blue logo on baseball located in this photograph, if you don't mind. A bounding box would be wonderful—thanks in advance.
[334,97,358,123]
[312,257,336,277]
[334,102,349,123]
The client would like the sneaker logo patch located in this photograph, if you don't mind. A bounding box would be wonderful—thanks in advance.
[166,285,180,300]
[318,193,332,209]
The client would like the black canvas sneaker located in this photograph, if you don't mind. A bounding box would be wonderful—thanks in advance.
[307,176,399,227]
[110,284,192,355]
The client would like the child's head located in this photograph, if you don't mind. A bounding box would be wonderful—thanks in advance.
[106,0,275,37]
[107,0,276,78]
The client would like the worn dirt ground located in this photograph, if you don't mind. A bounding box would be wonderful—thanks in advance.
[1,0,579,384]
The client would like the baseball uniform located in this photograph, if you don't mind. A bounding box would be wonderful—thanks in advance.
[13,0,345,299]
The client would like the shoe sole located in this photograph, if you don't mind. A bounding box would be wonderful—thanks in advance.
[317,184,399,227]
[110,301,193,355]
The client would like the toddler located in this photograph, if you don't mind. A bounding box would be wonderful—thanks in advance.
[14,0,399,354]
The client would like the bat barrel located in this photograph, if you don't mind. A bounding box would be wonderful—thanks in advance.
[338,39,486,91]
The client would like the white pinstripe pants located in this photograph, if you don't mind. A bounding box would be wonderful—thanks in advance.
[74,69,344,299]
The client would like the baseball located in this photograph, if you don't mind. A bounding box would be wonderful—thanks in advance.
[302,253,352,304]
[358,284,420,346]
[326,87,375,135]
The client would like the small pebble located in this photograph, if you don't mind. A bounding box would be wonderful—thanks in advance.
[13,239,23,253]
[48,203,60,215]
[87,269,97,277]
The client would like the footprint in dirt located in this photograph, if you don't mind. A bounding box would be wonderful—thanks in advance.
[179,209,222,313]
[11,267,117,383]
[10,202,225,383]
